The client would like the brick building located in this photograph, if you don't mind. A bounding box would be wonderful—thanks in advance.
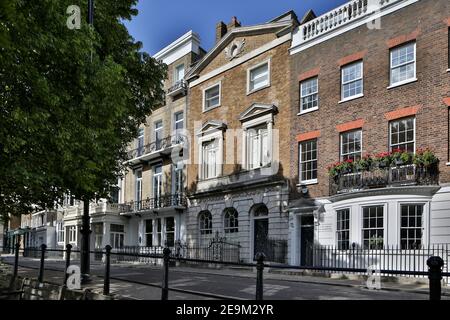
[184,12,298,263]
[288,0,450,265]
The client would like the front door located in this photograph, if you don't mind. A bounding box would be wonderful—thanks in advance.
[300,215,314,266]
[253,218,269,260]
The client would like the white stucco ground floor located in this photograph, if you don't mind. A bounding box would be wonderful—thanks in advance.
[288,185,450,270]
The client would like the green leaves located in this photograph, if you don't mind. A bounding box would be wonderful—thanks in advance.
[0,0,166,216]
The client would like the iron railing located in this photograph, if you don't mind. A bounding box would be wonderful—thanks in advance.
[127,134,187,161]
[330,164,439,195]
[303,244,449,278]
[120,193,187,213]
[167,80,187,97]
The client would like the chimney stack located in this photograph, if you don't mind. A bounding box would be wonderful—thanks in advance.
[215,21,227,43]
[227,16,241,31]
[215,17,241,44]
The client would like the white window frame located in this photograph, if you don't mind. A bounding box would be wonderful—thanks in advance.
[56,222,64,244]
[68,226,77,244]
[198,130,223,180]
[389,42,417,88]
[174,111,184,131]
[361,204,386,250]
[153,164,163,199]
[172,162,184,195]
[340,129,363,161]
[299,139,318,185]
[340,61,364,102]
[241,113,274,171]
[398,203,425,250]
[145,219,153,247]
[389,117,416,153]
[247,59,271,95]
[299,77,319,114]
[202,82,221,112]
[165,217,175,247]
[336,208,350,250]
[154,120,163,149]
[174,63,185,83]
[135,169,143,203]
[110,224,125,249]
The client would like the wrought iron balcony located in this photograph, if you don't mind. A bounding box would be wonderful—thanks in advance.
[166,80,187,97]
[329,164,439,196]
[120,194,187,214]
[126,134,187,165]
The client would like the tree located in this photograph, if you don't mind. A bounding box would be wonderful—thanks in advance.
[0,0,166,276]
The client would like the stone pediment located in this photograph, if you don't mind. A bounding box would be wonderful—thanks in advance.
[197,120,227,136]
[187,19,294,78]
[239,103,278,122]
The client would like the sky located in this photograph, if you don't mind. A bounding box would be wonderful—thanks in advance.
[124,0,349,56]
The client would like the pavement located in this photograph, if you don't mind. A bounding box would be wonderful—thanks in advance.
[1,255,449,300]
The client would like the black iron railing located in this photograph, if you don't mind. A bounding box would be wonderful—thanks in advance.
[121,193,187,213]
[167,80,187,96]
[303,244,449,278]
[127,134,187,161]
[330,164,439,195]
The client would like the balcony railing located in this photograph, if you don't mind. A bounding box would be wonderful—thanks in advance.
[330,164,439,196]
[127,134,187,162]
[166,80,187,97]
[299,0,403,45]
[120,194,187,214]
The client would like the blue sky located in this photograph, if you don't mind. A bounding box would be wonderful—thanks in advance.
[124,0,348,56]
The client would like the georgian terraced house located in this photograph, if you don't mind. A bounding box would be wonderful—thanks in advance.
[184,13,298,263]
[7,0,450,269]
[288,0,450,266]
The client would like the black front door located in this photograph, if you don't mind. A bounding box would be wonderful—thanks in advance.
[254,218,269,260]
[300,215,314,266]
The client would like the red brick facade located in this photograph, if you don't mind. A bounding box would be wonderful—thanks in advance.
[290,0,450,198]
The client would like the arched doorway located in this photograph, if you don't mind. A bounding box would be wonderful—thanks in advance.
[250,204,269,260]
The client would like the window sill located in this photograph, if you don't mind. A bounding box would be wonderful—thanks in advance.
[387,78,418,89]
[446,162,450,166]
[338,94,364,104]
[297,180,318,186]
[202,104,221,113]
[447,69,450,73]
[246,84,271,96]
[298,107,319,116]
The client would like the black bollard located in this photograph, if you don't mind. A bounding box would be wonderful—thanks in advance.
[13,241,20,278]
[103,245,112,296]
[427,256,444,301]
[63,244,72,286]
[161,248,171,300]
[255,252,265,301]
[38,244,47,283]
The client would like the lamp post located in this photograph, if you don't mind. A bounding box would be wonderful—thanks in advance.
[80,0,95,284]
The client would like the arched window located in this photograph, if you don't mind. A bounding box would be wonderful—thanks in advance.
[199,211,212,235]
[199,211,213,246]
[224,208,238,234]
